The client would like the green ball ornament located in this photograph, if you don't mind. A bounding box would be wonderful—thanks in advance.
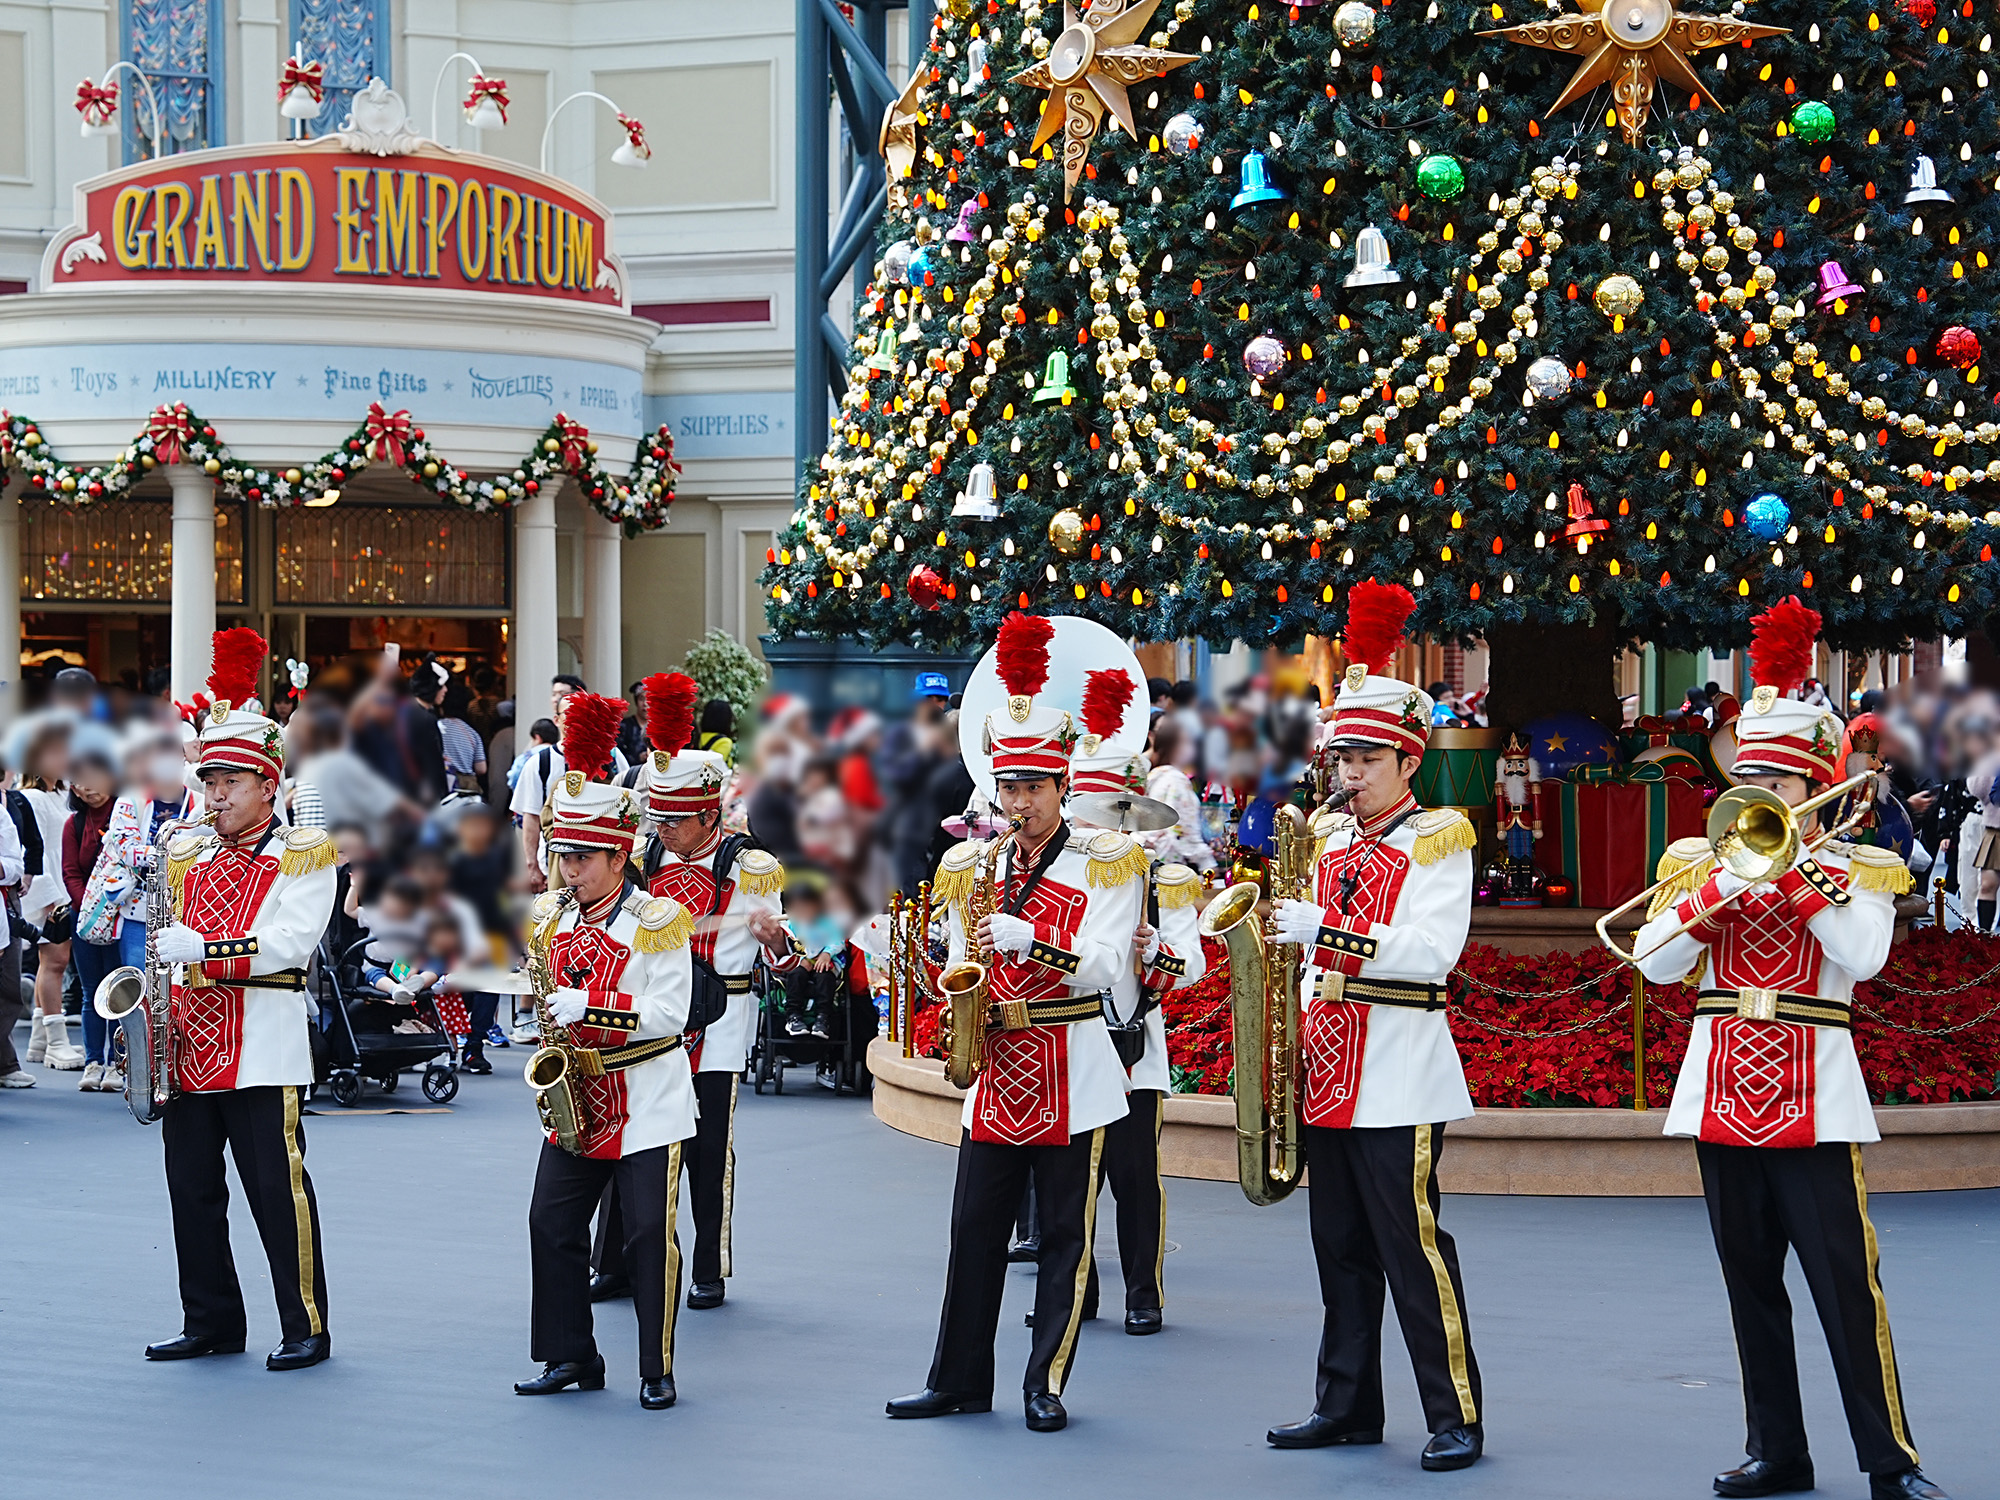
[1416,153,1466,202]
[1789,100,1836,143]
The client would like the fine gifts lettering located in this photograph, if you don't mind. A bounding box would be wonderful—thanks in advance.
[324,367,429,401]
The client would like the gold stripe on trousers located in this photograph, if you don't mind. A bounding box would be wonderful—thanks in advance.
[1413,1123,1475,1425]
[282,1085,323,1337]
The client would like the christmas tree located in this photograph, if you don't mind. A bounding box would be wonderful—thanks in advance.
[765,0,1999,687]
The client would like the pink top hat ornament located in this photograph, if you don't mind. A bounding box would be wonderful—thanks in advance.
[946,199,978,243]
[1815,260,1864,308]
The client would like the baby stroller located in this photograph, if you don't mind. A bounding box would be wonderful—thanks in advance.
[746,944,875,1097]
[315,935,459,1106]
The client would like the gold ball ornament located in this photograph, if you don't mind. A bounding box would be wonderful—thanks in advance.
[1048,508,1086,555]
[1592,273,1645,320]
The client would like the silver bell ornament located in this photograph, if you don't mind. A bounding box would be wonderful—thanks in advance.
[1343,225,1402,288]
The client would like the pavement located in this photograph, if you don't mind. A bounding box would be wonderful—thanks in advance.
[3,1033,1994,1500]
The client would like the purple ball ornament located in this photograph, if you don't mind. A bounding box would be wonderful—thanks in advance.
[1243,332,1288,381]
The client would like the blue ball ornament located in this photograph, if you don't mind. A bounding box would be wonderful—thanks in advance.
[1743,492,1791,542]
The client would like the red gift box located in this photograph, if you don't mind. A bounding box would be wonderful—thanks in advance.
[1533,774,1707,909]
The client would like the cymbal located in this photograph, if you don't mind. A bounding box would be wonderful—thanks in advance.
[1069,792,1178,833]
[438,967,536,996]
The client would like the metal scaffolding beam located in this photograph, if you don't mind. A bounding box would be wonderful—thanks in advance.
[795,0,932,476]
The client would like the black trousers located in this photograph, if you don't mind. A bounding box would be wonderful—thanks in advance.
[927,1126,1105,1398]
[529,1140,683,1379]
[1304,1123,1481,1436]
[1084,1088,1166,1315]
[162,1084,329,1345]
[592,1070,736,1286]
[1696,1140,1922,1476]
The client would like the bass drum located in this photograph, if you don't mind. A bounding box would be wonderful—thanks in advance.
[957,616,1150,802]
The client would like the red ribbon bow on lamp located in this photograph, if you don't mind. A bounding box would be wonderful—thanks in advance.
[364,402,414,467]
[74,79,119,127]
[466,75,510,123]
[555,415,591,470]
[278,58,325,104]
[145,403,195,467]
[616,112,652,160]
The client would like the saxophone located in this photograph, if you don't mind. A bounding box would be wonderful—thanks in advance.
[522,886,600,1156]
[1199,802,1311,1205]
[935,831,1007,1089]
[94,811,210,1126]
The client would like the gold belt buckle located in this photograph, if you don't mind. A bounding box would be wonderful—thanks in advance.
[1736,987,1779,1022]
[994,999,1032,1031]
[1319,971,1347,1005]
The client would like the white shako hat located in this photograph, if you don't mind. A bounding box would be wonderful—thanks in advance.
[1068,665,1147,794]
[195,628,284,781]
[639,670,729,817]
[1731,597,1841,784]
[1326,579,1432,757]
[544,690,643,854]
[983,612,1075,781]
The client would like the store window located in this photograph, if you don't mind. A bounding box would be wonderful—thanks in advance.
[289,0,390,137]
[274,502,509,610]
[121,0,225,161]
[21,496,244,604]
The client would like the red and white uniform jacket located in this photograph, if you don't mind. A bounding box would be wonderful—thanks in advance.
[1635,840,1906,1147]
[1102,859,1207,1095]
[533,884,696,1159]
[646,836,797,1074]
[168,820,337,1093]
[1298,799,1477,1130]
[937,827,1146,1146]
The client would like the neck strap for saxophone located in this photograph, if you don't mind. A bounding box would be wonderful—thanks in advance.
[1000,820,1070,917]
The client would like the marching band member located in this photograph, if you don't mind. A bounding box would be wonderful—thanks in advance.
[1630,600,1946,1500]
[887,613,1145,1433]
[1068,666,1207,1335]
[1264,582,1485,1471]
[514,692,697,1412]
[143,630,339,1372]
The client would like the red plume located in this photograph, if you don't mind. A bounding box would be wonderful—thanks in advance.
[995,612,1054,700]
[643,672,699,757]
[1748,597,1821,696]
[1343,580,1416,676]
[206,628,267,706]
[559,691,627,782]
[1081,669,1134,741]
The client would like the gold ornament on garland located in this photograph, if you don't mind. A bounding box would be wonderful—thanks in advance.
[1049,507,1087,555]
[1010,0,1194,202]
[1592,272,1646,321]
[1483,0,1787,145]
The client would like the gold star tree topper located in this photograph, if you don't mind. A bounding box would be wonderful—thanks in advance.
[1011,0,1194,201]
[1484,0,1786,145]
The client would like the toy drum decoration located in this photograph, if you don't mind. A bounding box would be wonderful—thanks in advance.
[1414,725,1504,859]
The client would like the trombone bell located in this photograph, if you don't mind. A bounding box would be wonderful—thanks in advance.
[1707,785,1798,884]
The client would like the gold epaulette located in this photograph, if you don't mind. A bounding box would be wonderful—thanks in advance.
[629,894,694,953]
[1409,807,1477,866]
[735,847,785,897]
[165,832,213,907]
[1083,829,1150,889]
[932,840,982,909]
[1153,863,1201,909]
[278,825,336,877]
[1837,842,1915,896]
[1647,836,1716,921]
[1310,807,1356,861]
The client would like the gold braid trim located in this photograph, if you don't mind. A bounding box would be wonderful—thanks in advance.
[633,900,695,954]
[735,849,785,898]
[931,842,980,911]
[1087,840,1152,890]
[1842,845,1915,896]
[1410,810,1478,867]
[165,840,206,917]
[1153,865,1201,909]
[278,830,337,878]
[1647,837,1716,921]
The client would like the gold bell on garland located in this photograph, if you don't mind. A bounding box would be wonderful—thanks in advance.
[864,328,898,372]
[1032,350,1078,404]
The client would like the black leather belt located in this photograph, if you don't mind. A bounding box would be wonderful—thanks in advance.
[1697,988,1851,1031]
[585,1034,686,1074]
[1315,973,1449,1011]
[986,994,1105,1030]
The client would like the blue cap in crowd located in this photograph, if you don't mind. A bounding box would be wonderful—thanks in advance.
[914,671,950,700]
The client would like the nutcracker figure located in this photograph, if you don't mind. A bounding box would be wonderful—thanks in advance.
[1492,732,1543,906]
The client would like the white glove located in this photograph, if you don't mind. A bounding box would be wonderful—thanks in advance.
[1712,869,1757,902]
[983,912,1035,958]
[1271,900,1327,946]
[547,987,590,1026]
[1135,922,1162,967]
[153,923,205,965]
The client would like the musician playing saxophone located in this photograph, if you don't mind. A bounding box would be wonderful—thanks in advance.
[887,613,1145,1434]
[514,692,696,1412]
[142,631,339,1372]
[1263,583,1485,1472]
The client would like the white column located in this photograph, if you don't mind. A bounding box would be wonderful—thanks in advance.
[168,464,215,703]
[582,507,622,697]
[238,0,283,144]
[513,480,559,710]
[0,479,19,728]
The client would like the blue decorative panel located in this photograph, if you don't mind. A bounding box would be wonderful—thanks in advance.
[121,0,223,161]
[290,0,391,138]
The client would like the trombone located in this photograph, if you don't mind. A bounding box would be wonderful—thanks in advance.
[1596,771,1875,965]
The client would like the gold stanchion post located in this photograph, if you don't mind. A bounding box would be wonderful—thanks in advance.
[1631,969,1647,1111]
[1933,875,1947,930]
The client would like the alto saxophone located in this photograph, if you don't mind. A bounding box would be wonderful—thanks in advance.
[94,811,211,1126]
[523,886,601,1156]
[935,830,1009,1090]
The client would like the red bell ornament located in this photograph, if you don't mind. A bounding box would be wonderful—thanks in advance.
[1561,482,1610,553]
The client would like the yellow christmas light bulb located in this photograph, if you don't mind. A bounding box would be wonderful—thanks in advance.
[1633,180,1645,199]
[1273,393,1286,410]
[1738,579,1750,596]
[936,531,947,546]
[1659,450,1672,469]
[1954,261,1966,278]
[1441,545,1453,561]
[1807,196,1821,213]
[964,550,976,567]
[1850,345,1862,362]
[1569,574,1581,592]
[1132,587,1144,605]
[1221,578,1234,597]
[1046,309,1059,324]
[1825,524,1837,542]
[1018,474,1030,489]
[1595,390,1607,408]
[1322,177,1337,193]
[1288,211,1300,229]
[1950,583,1962,602]
[1443,89,1455,106]
[1322,585,1334,603]
[1451,510,1463,527]
[1885,69,1897,85]
[1238,88,1254,104]
[1692,398,1704,416]
[1609,559,1621,576]
[1477,105,1489,123]
[1444,224,1455,241]
[1867,11,1878,28]
[1760,62,1773,78]
[1155,310,1166,327]
[1950,226,1962,245]
[1238,302,1250,319]
[1695,468,1707,485]
[1646,522,1657,540]
[1301,342,1314,359]
[1074,584,1086,599]
[1548,433,1560,449]
[1868,128,1880,144]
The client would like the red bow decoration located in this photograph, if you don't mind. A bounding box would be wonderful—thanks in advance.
[278,58,325,103]
[466,74,509,123]
[617,112,651,160]
[173,693,213,728]
[555,414,591,470]
[364,401,414,467]
[74,79,119,127]
[145,403,195,467]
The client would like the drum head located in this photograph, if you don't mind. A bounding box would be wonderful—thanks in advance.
[958,616,1151,801]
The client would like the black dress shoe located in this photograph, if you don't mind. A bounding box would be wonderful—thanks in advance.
[1872,1468,1949,1500]
[144,1331,245,1361]
[639,1376,676,1410]
[885,1388,993,1418]
[1421,1424,1483,1471]
[1006,1237,1040,1263]
[686,1281,725,1309]
[1266,1414,1383,1449]
[1124,1308,1163,1335]
[1714,1456,1815,1497]
[1025,1391,1068,1432]
[514,1356,607,1395]
[266,1332,331,1371]
[588,1273,631,1303]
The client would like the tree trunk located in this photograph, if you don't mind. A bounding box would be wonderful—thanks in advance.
[1481,619,1624,733]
